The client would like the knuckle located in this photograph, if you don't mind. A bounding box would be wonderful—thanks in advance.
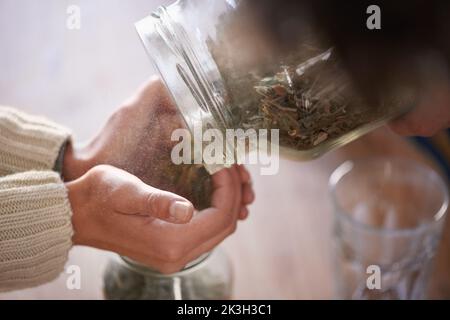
[147,192,162,215]
[215,214,236,236]
[148,79,177,114]
[149,76,165,91]
[90,165,107,175]
[88,165,112,182]
[113,104,132,118]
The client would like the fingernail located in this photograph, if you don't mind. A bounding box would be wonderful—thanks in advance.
[170,201,193,222]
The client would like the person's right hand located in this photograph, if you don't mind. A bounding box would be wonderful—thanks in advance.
[67,164,250,274]
[389,84,450,136]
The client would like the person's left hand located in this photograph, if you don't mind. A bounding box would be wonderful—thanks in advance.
[69,164,251,273]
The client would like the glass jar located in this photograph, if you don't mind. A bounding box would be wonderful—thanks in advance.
[103,249,233,300]
[329,158,448,299]
[135,0,415,173]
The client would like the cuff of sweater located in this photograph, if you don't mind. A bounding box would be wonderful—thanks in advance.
[0,106,71,175]
[0,171,73,292]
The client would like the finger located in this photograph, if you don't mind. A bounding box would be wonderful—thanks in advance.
[388,111,429,136]
[388,120,413,136]
[242,183,255,205]
[239,206,249,220]
[210,168,238,210]
[116,168,239,264]
[389,87,450,137]
[237,165,254,206]
[125,207,232,267]
[117,206,235,271]
[100,237,171,272]
[165,206,244,271]
[184,167,242,251]
[230,165,244,212]
[163,168,241,252]
[120,174,194,224]
[389,112,444,137]
[111,200,244,273]
[125,167,242,268]
[237,165,252,184]
[128,227,233,274]
[106,168,193,224]
[105,210,233,275]
[141,188,194,224]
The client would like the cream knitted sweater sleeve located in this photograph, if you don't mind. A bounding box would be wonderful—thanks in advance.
[0,106,74,292]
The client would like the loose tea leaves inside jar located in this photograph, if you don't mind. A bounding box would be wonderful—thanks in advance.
[207,5,407,152]
[250,55,371,150]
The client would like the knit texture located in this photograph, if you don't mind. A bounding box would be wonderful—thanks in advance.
[0,107,74,292]
[0,106,71,175]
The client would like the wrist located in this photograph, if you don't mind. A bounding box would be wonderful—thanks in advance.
[63,142,94,181]
[67,173,95,246]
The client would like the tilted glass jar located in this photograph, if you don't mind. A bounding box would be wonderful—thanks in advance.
[103,249,232,300]
[135,0,415,173]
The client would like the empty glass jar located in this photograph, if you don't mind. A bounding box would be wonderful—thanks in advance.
[329,158,449,299]
[136,0,415,173]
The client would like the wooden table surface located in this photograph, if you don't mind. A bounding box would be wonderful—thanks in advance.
[0,0,449,299]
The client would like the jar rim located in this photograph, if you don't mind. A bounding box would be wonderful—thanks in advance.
[136,5,235,174]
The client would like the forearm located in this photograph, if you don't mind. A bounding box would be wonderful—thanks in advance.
[0,171,73,292]
[0,106,74,292]
[0,106,71,176]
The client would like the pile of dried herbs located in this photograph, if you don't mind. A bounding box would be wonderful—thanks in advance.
[249,56,375,150]
[162,162,212,210]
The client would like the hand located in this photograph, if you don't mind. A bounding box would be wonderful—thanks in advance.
[63,76,254,211]
[389,84,450,136]
[68,164,252,274]
[64,76,255,272]
[63,76,186,192]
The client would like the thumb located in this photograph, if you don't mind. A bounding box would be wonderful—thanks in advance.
[139,186,195,224]
[103,165,195,224]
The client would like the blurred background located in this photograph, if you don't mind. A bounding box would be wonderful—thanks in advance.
[0,0,449,299]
